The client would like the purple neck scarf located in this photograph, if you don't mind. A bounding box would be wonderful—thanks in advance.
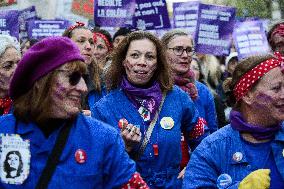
[230,110,281,140]
[121,77,162,122]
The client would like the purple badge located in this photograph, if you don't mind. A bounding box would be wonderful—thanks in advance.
[0,10,20,39]
[133,0,171,30]
[94,0,136,27]
[194,4,236,56]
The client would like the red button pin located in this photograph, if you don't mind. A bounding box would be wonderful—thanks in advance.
[118,118,128,129]
[75,149,87,164]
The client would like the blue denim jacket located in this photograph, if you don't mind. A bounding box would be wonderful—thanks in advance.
[183,124,284,189]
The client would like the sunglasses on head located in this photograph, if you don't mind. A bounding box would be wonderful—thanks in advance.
[58,70,88,86]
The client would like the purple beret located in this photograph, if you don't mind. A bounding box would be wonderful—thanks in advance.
[9,36,85,100]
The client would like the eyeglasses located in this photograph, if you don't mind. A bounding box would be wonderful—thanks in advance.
[168,46,195,56]
[57,70,88,86]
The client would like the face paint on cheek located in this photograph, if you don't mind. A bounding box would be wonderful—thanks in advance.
[53,82,68,101]
[253,92,274,109]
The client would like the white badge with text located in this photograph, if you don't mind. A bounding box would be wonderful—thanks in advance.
[0,134,30,185]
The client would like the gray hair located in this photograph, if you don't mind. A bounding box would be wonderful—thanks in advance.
[0,35,20,57]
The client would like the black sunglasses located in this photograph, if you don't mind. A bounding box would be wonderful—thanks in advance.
[58,70,88,86]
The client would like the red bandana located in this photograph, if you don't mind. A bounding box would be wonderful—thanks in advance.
[93,32,113,51]
[0,97,12,115]
[234,52,284,102]
[271,23,284,38]
[68,21,85,32]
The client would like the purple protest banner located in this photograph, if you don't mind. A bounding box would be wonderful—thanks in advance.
[233,20,270,60]
[0,10,20,39]
[19,6,37,42]
[134,0,171,30]
[94,0,136,27]
[173,1,200,35]
[195,4,236,56]
[27,20,71,40]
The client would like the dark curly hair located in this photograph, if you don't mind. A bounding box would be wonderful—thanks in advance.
[106,31,173,92]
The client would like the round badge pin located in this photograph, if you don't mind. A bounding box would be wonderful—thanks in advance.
[75,149,87,164]
[233,152,243,162]
[160,117,175,130]
[118,118,128,129]
[217,173,232,189]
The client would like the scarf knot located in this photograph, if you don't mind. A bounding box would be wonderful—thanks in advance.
[174,70,198,100]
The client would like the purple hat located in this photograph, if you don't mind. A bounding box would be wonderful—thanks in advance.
[9,36,85,100]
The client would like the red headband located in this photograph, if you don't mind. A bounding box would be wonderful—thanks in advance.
[68,21,85,31]
[234,52,284,102]
[93,32,113,51]
[271,23,284,39]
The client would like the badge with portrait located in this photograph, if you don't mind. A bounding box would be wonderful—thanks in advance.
[0,134,30,185]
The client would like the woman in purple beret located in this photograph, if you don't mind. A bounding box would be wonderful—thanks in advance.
[0,36,148,189]
[0,34,21,116]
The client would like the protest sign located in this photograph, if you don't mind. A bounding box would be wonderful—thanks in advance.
[233,20,270,60]
[19,6,37,42]
[0,10,19,39]
[173,1,199,35]
[195,4,236,56]
[94,0,136,27]
[27,20,70,39]
[134,0,171,30]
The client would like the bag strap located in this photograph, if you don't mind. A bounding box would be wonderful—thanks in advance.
[135,92,166,160]
[35,118,74,189]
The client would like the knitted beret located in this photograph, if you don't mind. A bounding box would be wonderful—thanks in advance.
[9,36,84,100]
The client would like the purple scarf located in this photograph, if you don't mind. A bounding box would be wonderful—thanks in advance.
[121,77,162,122]
[230,110,281,140]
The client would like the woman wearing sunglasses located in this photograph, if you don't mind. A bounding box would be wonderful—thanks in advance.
[0,36,148,188]
[91,31,208,188]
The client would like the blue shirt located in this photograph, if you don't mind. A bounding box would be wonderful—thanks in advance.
[195,81,218,133]
[91,86,207,189]
[183,124,284,189]
[0,113,136,189]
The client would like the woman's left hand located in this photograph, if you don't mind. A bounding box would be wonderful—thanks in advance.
[177,167,186,179]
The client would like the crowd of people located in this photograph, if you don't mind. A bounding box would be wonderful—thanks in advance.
[0,19,283,189]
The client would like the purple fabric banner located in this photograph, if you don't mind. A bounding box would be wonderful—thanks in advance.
[233,20,270,60]
[27,20,71,40]
[0,10,20,39]
[134,0,171,30]
[19,6,37,42]
[94,0,136,27]
[173,1,200,35]
[195,4,236,56]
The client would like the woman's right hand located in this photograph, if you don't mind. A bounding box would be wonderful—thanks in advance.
[238,169,270,189]
[121,124,141,152]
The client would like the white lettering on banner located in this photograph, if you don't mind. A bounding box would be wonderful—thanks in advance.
[152,0,164,7]
[39,24,60,29]
[98,0,122,7]
[185,14,197,20]
[0,30,10,35]
[201,14,217,20]
[240,47,251,54]
[238,41,250,48]
[248,34,262,40]
[236,35,248,42]
[176,21,185,27]
[200,24,218,32]
[106,9,127,17]
[0,19,7,27]
[219,16,229,21]
[139,2,151,9]
[175,5,198,12]
[198,37,228,47]
[175,15,185,21]
[249,40,263,46]
[142,9,155,16]
[199,31,219,39]
[186,21,197,26]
